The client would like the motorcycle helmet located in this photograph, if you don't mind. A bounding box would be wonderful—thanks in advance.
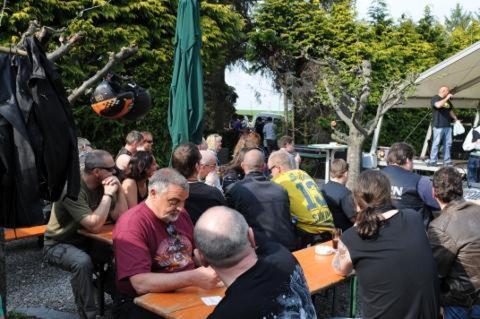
[90,80,134,119]
[122,83,152,121]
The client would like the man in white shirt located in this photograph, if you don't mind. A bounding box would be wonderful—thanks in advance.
[263,117,277,154]
[463,125,480,183]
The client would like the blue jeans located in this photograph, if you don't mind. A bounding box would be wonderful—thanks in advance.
[467,156,480,183]
[444,305,480,319]
[430,127,452,163]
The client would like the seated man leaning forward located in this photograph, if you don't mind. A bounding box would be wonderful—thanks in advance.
[43,150,128,319]
[194,206,317,319]
[268,150,334,247]
[113,168,220,318]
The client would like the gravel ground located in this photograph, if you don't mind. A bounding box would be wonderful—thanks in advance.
[6,237,359,319]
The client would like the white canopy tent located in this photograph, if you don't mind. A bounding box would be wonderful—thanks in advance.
[370,40,480,157]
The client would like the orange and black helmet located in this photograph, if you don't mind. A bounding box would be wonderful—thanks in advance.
[90,80,134,119]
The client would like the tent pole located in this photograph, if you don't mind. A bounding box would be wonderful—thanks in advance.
[421,123,432,158]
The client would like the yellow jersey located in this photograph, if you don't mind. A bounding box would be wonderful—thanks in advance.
[272,169,334,234]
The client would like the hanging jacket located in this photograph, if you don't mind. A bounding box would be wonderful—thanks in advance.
[0,53,43,227]
[0,36,80,227]
[15,37,80,202]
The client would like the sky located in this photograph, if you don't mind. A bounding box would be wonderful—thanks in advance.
[225,0,480,112]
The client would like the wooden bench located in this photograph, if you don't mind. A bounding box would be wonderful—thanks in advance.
[4,225,47,246]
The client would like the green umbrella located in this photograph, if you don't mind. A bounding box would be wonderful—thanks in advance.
[168,0,204,151]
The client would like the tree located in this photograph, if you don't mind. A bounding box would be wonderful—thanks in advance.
[445,3,472,32]
[1,0,246,165]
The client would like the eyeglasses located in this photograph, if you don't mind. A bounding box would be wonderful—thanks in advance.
[145,140,153,144]
[268,165,277,171]
[95,165,117,173]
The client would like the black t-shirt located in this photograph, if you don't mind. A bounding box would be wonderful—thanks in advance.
[322,181,355,231]
[208,241,317,319]
[431,95,454,128]
[341,209,439,319]
[185,182,226,224]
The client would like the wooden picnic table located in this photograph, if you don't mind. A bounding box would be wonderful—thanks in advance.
[134,241,354,319]
[77,224,114,245]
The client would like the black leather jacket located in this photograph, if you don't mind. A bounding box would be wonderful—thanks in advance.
[428,200,480,307]
[0,37,79,227]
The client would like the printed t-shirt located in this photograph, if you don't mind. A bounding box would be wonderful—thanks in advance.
[272,169,334,233]
[113,202,195,296]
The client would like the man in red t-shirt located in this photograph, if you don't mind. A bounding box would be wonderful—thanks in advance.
[113,168,220,318]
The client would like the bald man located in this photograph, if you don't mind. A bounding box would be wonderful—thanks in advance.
[194,206,316,319]
[427,86,459,167]
[225,149,297,251]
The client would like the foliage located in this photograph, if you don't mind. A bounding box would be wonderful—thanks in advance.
[1,0,245,166]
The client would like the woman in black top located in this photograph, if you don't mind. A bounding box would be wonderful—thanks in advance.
[332,170,439,319]
[121,151,158,209]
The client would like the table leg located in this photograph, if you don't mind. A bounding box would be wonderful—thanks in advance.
[349,276,357,317]
[325,150,331,183]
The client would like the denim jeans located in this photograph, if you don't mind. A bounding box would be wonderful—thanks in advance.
[467,155,480,183]
[430,127,452,163]
[444,305,480,319]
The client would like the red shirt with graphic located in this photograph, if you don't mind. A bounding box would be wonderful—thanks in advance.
[113,202,195,296]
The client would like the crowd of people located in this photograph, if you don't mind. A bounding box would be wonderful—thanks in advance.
[42,127,480,319]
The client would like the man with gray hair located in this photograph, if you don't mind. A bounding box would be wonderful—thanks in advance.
[194,206,316,318]
[44,150,128,319]
[199,150,222,191]
[225,148,297,250]
[113,168,220,318]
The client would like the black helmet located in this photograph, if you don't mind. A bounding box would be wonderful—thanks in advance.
[90,80,134,119]
[122,83,152,121]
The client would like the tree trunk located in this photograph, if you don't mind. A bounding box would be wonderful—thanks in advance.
[204,66,236,132]
[283,88,289,135]
[346,130,365,190]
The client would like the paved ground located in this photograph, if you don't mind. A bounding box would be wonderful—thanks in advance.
[6,237,359,318]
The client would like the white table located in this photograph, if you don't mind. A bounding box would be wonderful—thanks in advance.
[306,144,348,182]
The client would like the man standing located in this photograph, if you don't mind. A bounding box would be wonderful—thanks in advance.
[268,150,334,247]
[383,142,440,228]
[44,150,128,319]
[427,86,459,167]
[194,206,316,319]
[116,130,144,172]
[113,168,220,318]
[137,131,154,152]
[463,125,480,183]
[263,117,277,154]
[322,159,356,231]
[428,167,480,319]
[226,149,297,251]
[172,143,225,224]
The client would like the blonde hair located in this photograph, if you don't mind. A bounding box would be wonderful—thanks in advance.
[206,134,222,151]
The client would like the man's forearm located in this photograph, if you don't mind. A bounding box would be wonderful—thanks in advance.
[81,195,112,233]
[130,270,197,295]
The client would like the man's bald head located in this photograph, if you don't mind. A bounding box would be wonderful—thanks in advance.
[439,86,450,97]
[241,149,264,174]
[194,206,250,268]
